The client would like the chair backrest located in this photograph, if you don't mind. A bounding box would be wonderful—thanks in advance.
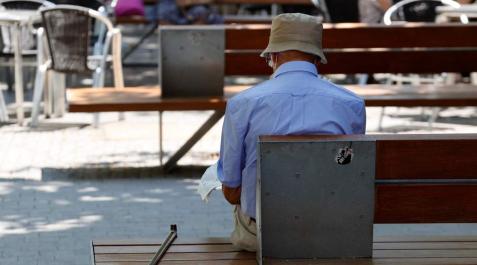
[41,5,113,73]
[41,7,91,73]
[383,0,462,24]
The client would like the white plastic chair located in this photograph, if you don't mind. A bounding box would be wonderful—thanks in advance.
[377,0,464,130]
[30,5,124,127]
[383,0,465,25]
[0,0,54,122]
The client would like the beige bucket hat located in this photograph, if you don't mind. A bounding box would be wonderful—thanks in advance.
[260,13,327,64]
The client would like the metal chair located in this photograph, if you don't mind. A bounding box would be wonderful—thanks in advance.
[383,0,465,25]
[30,5,124,127]
[378,0,464,130]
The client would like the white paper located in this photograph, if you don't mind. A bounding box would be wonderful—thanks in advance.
[197,163,222,203]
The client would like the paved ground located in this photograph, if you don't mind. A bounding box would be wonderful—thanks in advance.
[0,178,233,265]
[2,26,477,265]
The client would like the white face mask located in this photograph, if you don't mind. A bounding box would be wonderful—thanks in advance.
[267,55,274,68]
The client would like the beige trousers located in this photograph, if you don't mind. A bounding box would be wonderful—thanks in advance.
[230,205,257,252]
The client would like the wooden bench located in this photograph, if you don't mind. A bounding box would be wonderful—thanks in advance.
[91,236,477,264]
[67,23,477,171]
[91,134,477,264]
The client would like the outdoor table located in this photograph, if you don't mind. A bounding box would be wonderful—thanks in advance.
[0,10,39,124]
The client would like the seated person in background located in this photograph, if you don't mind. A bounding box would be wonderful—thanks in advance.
[52,0,103,10]
[158,0,223,25]
[217,13,366,252]
[359,0,392,23]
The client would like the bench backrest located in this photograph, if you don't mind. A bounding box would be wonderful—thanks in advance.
[225,23,477,75]
[257,134,477,264]
[159,23,477,97]
[258,134,477,224]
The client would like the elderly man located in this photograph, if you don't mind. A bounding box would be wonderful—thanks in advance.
[217,13,366,251]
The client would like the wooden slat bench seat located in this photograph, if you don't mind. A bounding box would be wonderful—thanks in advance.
[91,236,477,265]
[67,84,477,113]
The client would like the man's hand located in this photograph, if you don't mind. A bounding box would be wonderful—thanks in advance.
[222,185,241,205]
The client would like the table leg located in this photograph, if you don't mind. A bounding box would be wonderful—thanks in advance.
[159,111,163,167]
[163,110,224,173]
[12,24,24,124]
[0,88,8,121]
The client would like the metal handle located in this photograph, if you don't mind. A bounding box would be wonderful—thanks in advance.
[149,225,178,265]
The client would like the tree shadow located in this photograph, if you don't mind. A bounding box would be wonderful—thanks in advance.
[0,177,233,264]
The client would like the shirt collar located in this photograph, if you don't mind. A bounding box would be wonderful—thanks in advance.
[272,61,319,79]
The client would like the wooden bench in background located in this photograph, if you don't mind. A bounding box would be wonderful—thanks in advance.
[91,134,477,265]
[67,23,477,171]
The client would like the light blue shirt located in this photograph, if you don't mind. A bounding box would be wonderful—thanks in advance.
[217,61,366,218]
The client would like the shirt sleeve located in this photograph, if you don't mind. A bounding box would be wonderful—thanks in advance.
[217,99,249,188]
[351,99,367,134]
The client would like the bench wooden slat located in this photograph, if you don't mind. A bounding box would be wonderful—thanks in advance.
[95,252,256,262]
[376,139,477,180]
[225,49,477,75]
[97,261,257,265]
[266,259,477,265]
[374,249,477,258]
[374,242,477,250]
[374,235,477,242]
[226,24,477,50]
[67,84,477,113]
[323,49,477,75]
[93,237,231,246]
[94,259,477,265]
[94,244,240,254]
[376,185,477,223]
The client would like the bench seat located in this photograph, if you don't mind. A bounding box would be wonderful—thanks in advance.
[66,84,477,113]
[91,236,477,265]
